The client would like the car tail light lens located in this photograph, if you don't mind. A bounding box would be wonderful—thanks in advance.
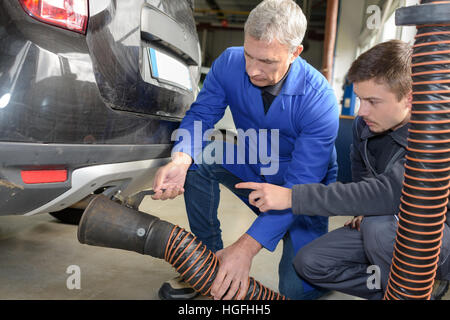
[19,0,88,34]
[21,169,68,184]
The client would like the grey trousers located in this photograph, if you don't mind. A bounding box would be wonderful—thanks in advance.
[293,215,450,300]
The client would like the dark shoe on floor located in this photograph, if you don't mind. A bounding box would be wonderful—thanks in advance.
[158,276,199,300]
[431,280,449,300]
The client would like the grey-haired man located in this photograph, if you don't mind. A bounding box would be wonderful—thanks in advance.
[153,0,339,300]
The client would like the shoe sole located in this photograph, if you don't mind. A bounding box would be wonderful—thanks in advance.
[158,282,199,300]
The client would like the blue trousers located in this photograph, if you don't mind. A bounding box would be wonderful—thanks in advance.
[183,161,325,299]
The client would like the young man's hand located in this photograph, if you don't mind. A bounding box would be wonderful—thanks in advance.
[210,233,262,300]
[235,182,292,212]
[151,152,192,200]
[344,215,364,231]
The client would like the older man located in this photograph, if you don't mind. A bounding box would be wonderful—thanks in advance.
[152,0,339,300]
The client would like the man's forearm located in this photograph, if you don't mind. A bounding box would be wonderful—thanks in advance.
[291,171,403,217]
[172,152,193,167]
[239,233,263,257]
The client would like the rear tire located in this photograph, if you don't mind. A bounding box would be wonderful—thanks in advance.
[49,208,84,225]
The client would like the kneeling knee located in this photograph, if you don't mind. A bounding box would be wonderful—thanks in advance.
[360,216,396,258]
[293,246,323,281]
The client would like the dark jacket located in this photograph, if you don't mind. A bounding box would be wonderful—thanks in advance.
[292,116,449,223]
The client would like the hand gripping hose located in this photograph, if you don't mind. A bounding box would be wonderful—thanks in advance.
[77,194,286,300]
[384,0,450,300]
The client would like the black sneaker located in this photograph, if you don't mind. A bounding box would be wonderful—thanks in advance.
[431,280,449,300]
[158,276,199,300]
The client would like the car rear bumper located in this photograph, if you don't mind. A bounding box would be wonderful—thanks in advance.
[0,142,171,215]
[24,157,170,216]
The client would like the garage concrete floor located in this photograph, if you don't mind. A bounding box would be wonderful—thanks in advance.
[1,186,447,300]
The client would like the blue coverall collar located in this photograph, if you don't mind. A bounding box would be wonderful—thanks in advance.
[280,57,307,96]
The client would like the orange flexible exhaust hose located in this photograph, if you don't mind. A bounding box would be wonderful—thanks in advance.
[163,224,286,299]
[384,0,450,300]
[77,194,286,300]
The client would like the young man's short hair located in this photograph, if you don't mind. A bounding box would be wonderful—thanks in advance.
[347,40,412,100]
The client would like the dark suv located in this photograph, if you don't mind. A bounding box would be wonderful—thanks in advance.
[0,0,201,223]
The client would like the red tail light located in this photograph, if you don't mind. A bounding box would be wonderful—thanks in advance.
[21,169,68,184]
[19,0,88,34]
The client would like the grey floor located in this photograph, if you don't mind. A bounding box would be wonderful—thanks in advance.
[0,186,446,300]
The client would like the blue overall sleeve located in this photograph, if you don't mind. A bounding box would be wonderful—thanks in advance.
[172,54,228,162]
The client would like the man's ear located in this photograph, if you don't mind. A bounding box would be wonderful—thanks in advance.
[290,45,304,62]
[406,90,413,111]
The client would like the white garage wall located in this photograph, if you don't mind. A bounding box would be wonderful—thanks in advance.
[331,0,366,110]
[332,0,420,114]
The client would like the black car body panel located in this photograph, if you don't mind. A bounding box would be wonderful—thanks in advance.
[0,0,200,215]
[87,0,200,119]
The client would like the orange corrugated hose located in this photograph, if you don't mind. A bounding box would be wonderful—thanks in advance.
[77,194,287,300]
[163,224,286,300]
[384,0,450,300]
